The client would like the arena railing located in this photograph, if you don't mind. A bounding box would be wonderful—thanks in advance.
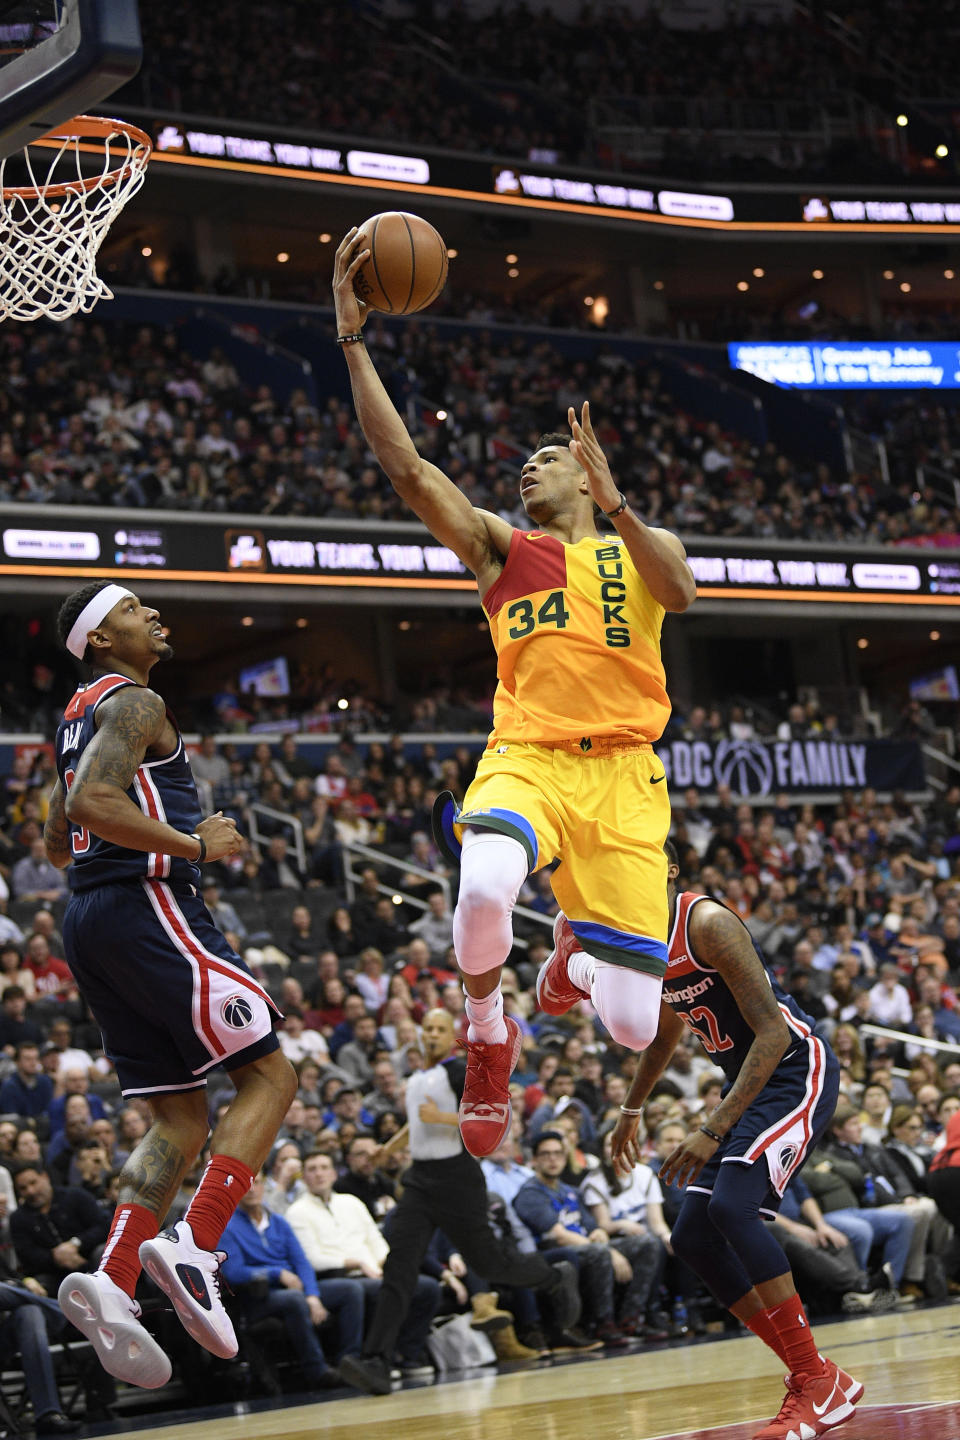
[587,92,904,170]
[844,426,890,487]
[920,744,960,792]
[859,1022,960,1062]
[793,0,920,97]
[915,461,960,511]
[341,838,452,920]
[340,838,553,950]
[247,802,307,874]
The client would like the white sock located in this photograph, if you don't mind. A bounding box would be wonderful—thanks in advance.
[464,985,507,1044]
[566,949,595,995]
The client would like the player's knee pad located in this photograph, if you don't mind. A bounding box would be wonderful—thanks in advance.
[455,872,511,926]
[453,829,529,976]
[591,963,661,1051]
[602,1008,660,1052]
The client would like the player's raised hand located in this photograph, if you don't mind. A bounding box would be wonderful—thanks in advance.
[610,1111,643,1177]
[332,227,371,337]
[568,401,620,513]
[195,811,245,861]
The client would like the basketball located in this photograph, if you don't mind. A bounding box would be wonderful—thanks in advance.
[351,211,448,315]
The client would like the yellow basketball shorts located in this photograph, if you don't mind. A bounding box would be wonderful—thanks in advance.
[437,738,671,978]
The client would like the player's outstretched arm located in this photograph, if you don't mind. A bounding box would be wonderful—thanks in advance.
[43,779,72,869]
[333,229,511,589]
[610,1002,685,1175]
[688,903,792,1141]
[65,687,242,863]
[568,402,696,612]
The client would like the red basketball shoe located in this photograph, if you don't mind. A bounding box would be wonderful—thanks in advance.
[536,912,588,1016]
[458,1016,522,1157]
[825,1356,864,1407]
[753,1363,858,1440]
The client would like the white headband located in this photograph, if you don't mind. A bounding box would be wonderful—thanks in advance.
[66,585,135,660]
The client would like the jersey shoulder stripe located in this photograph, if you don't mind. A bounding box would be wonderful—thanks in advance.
[63,673,136,721]
[483,529,567,618]
[666,891,715,974]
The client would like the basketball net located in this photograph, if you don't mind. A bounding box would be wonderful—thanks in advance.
[0,115,151,323]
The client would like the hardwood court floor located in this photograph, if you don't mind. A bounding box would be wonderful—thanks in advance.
[94,1304,960,1440]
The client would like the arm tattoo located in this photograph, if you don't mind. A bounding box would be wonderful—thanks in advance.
[118,1133,194,1215]
[43,779,72,866]
[69,687,167,801]
[692,904,791,1133]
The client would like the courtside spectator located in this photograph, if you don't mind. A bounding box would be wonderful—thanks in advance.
[219,1171,346,1391]
[10,1162,109,1296]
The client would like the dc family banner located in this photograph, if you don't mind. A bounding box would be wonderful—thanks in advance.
[654,737,925,797]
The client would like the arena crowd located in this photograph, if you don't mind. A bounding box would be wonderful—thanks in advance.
[0,713,958,1408]
[1,316,958,553]
[121,1,949,182]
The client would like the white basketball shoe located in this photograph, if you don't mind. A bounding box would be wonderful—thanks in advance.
[139,1219,237,1359]
[58,1270,172,1389]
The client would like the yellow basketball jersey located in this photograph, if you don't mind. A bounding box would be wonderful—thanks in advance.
[482,529,670,744]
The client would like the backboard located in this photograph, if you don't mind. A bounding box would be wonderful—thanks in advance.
[0,0,142,159]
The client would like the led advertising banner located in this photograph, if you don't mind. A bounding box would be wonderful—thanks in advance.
[729,342,960,390]
[0,516,472,594]
[2,512,959,607]
[683,549,960,605]
[135,120,960,236]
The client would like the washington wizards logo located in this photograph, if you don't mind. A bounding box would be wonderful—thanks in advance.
[221,994,254,1029]
[778,1143,799,1174]
[714,740,774,797]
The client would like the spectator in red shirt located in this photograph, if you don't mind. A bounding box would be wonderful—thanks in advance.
[24,934,74,1000]
[732,818,762,878]
[344,774,379,819]
[305,977,347,1037]
[929,1111,960,1228]
[314,755,348,809]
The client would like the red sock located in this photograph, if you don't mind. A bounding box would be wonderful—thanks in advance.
[98,1203,158,1298]
[745,1307,790,1366]
[183,1154,254,1252]
[751,1295,824,1380]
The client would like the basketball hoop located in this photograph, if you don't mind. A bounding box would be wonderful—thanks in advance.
[0,114,151,323]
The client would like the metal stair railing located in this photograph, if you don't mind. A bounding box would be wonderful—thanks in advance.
[248,803,307,873]
[341,841,555,950]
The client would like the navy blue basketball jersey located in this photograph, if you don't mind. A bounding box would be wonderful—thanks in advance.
[55,672,202,891]
[663,891,816,1084]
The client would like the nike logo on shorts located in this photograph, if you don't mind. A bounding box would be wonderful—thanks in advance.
[650,774,666,784]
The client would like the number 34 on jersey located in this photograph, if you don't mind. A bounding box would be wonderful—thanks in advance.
[482,531,672,745]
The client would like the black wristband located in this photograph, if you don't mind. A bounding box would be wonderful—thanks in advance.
[604,491,628,519]
[700,1124,723,1144]
[336,333,365,346]
[190,833,206,864]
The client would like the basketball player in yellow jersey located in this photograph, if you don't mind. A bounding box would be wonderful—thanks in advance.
[333,230,696,1159]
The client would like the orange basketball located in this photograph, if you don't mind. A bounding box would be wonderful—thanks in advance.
[352,211,448,315]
